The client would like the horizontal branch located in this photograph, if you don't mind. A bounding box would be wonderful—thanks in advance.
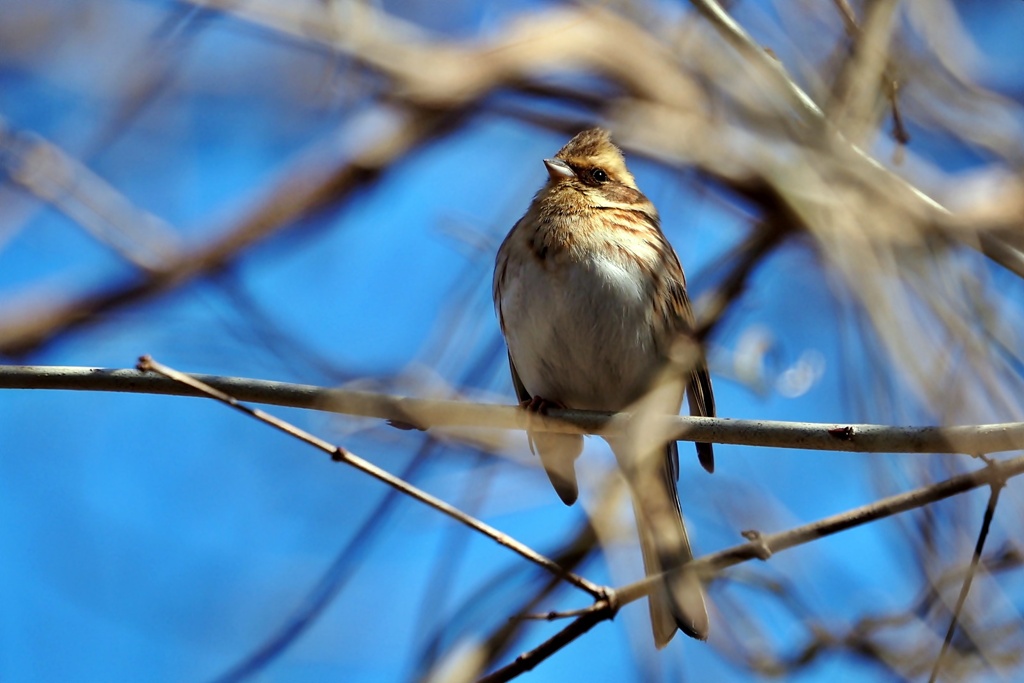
[3,365,1023,455]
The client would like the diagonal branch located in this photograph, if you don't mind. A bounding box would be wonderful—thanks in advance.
[134,356,605,599]
[476,600,616,683]
[0,109,450,356]
[928,478,1004,683]
[0,117,182,270]
[482,454,1024,682]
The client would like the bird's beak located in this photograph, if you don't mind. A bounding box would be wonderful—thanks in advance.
[544,158,575,181]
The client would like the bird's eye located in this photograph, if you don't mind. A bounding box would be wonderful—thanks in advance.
[590,168,608,183]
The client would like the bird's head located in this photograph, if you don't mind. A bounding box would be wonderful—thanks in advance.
[540,128,646,210]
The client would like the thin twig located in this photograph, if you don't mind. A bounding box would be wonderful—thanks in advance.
[928,480,1005,683]
[516,606,602,621]
[693,220,791,341]
[476,598,617,683]
[134,355,604,599]
[687,0,826,123]
[213,443,433,683]
[416,517,601,681]
[827,0,901,146]
[832,0,859,37]
[687,0,947,216]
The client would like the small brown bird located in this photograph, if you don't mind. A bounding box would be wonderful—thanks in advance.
[493,128,715,648]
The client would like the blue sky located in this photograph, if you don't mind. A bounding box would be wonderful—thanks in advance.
[2,1,1023,681]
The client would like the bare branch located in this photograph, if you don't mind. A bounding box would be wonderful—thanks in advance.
[3,364,1024,455]
[134,356,605,599]
[483,455,1024,680]
[476,601,615,683]
[929,480,1003,683]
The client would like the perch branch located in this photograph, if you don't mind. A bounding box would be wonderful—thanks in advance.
[2,365,1023,455]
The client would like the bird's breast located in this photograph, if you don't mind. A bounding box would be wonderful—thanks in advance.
[499,246,665,411]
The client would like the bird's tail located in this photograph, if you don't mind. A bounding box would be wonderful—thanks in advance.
[630,441,709,647]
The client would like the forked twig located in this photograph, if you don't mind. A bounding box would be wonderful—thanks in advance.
[477,600,616,683]
[481,456,1024,682]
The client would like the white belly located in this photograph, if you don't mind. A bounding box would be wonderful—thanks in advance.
[500,253,663,411]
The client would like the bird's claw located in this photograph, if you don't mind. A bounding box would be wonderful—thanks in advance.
[520,396,565,415]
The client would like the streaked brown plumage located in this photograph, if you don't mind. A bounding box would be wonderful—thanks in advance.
[493,128,716,647]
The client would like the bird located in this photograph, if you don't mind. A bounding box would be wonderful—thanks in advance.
[492,128,716,648]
